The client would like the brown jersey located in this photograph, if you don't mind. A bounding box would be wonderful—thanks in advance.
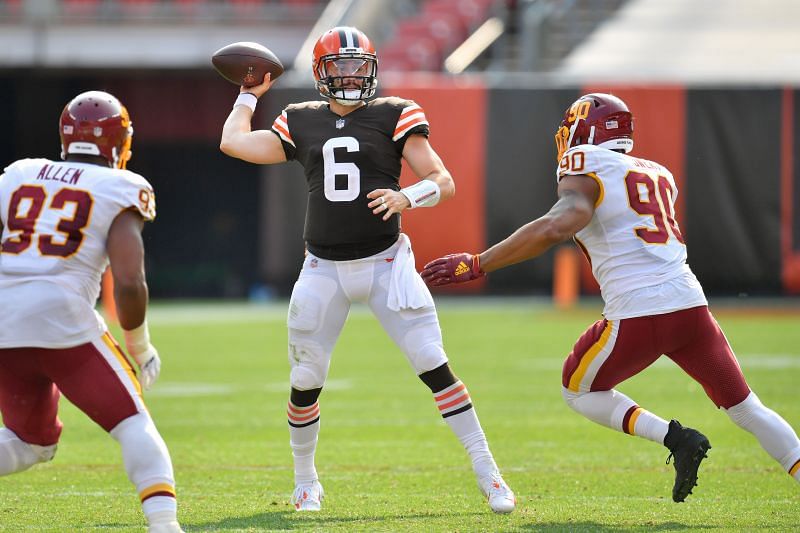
[271,96,430,260]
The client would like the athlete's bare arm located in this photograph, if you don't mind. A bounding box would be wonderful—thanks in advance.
[106,209,149,330]
[479,174,599,273]
[401,134,455,201]
[220,73,287,164]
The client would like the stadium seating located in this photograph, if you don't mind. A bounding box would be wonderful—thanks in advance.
[380,0,507,72]
[0,0,326,22]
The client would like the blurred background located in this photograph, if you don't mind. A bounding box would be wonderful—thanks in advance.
[1,0,799,302]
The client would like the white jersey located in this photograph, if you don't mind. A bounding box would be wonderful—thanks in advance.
[556,145,707,319]
[0,158,155,348]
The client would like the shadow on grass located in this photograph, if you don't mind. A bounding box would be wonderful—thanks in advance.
[518,522,722,532]
[187,509,487,531]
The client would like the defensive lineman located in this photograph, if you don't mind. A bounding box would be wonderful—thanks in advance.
[423,93,800,502]
[0,91,182,532]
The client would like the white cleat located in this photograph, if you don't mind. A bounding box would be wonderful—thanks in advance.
[147,521,184,533]
[478,471,516,514]
[291,480,324,511]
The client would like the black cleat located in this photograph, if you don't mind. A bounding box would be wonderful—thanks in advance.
[663,419,711,503]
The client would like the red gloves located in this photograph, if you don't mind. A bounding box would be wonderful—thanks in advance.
[421,253,484,286]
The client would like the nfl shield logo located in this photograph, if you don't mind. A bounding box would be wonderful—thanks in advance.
[335,118,345,129]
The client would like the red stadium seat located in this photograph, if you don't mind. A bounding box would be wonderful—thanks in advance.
[381,37,441,72]
[61,0,102,18]
[423,0,498,32]
[2,0,22,15]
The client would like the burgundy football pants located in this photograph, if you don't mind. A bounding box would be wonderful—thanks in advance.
[562,306,751,408]
[0,335,141,446]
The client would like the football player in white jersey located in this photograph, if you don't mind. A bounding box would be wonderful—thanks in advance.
[0,91,182,532]
[220,26,515,513]
[422,93,800,502]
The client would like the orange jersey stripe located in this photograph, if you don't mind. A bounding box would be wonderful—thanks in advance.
[399,105,422,120]
[434,383,466,402]
[789,459,800,477]
[272,121,292,141]
[393,117,426,136]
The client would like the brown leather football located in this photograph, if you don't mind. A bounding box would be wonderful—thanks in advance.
[212,42,284,87]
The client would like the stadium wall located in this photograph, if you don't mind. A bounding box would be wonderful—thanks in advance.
[1,72,797,297]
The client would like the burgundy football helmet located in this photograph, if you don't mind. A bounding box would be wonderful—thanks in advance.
[59,91,133,169]
[312,26,378,105]
[554,93,634,161]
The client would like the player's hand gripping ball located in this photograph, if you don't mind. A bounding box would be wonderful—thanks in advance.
[421,253,485,286]
[212,42,284,87]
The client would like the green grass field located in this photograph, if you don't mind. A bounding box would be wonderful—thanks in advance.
[1,299,798,532]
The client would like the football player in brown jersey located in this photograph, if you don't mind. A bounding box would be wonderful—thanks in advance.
[220,26,515,513]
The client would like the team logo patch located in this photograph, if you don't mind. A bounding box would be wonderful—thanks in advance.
[93,127,103,137]
[454,261,470,277]
[335,118,346,129]
[244,66,256,86]
[310,258,318,268]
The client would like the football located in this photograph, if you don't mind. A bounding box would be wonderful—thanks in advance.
[211,42,284,87]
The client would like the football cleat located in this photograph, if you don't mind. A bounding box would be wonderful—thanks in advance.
[663,419,711,503]
[291,480,324,511]
[478,471,516,514]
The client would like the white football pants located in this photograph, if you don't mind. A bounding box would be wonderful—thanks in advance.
[287,238,448,391]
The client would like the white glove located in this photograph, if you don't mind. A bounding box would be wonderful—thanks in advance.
[123,320,161,390]
[133,344,161,390]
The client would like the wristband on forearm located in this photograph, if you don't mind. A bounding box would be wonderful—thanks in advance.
[400,179,441,208]
[123,319,150,358]
[233,92,258,112]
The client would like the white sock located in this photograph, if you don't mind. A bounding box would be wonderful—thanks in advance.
[562,387,669,444]
[110,413,177,524]
[725,391,800,480]
[288,401,320,485]
[0,428,56,475]
[145,506,179,526]
[434,382,498,477]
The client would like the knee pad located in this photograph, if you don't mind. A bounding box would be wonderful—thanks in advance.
[402,321,447,374]
[562,388,582,410]
[724,391,761,428]
[0,428,56,475]
[110,413,174,491]
[562,387,636,430]
[289,339,328,391]
[31,443,57,463]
